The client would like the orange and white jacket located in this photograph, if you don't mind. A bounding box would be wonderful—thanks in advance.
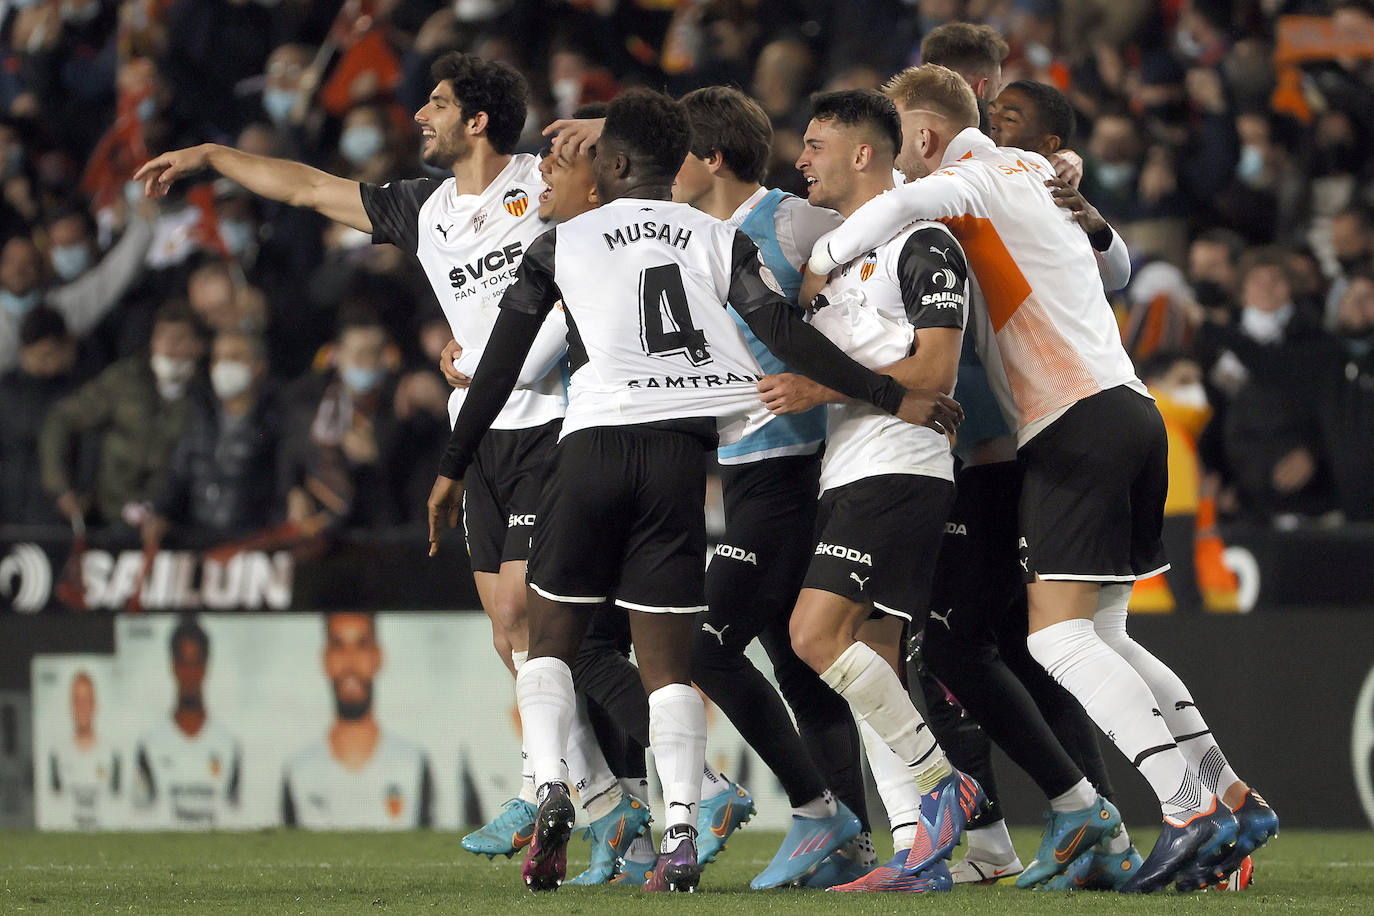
[810,128,1148,445]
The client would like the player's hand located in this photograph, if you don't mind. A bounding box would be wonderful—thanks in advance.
[439,338,471,388]
[894,388,963,435]
[133,144,213,198]
[542,117,604,161]
[1045,177,1107,236]
[1272,446,1315,494]
[1048,149,1084,188]
[758,373,843,414]
[426,475,465,557]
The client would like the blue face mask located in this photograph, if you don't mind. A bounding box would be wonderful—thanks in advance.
[136,96,157,122]
[262,88,298,124]
[50,244,91,281]
[218,219,255,257]
[1096,161,1136,193]
[1,289,40,317]
[340,125,384,167]
[342,365,384,393]
[1237,145,1265,185]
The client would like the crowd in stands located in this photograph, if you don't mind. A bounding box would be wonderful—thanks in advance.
[0,0,1371,544]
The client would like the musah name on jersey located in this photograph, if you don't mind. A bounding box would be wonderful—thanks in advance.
[603,220,693,252]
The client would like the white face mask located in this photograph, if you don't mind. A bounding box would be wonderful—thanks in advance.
[1166,381,1209,411]
[150,353,195,395]
[1240,302,1293,344]
[211,359,254,399]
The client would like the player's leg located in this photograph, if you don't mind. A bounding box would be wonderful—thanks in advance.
[791,475,982,892]
[1092,401,1274,888]
[1020,389,1224,893]
[515,429,629,892]
[693,455,861,884]
[566,605,653,885]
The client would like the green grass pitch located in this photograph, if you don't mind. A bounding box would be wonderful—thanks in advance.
[2,827,1371,913]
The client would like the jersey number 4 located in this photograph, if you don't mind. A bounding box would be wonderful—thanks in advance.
[639,264,711,366]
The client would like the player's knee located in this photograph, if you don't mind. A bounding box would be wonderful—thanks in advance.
[491,595,527,635]
[788,614,836,672]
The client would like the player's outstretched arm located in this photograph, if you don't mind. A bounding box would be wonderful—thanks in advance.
[808,174,975,276]
[1045,177,1131,290]
[134,144,372,233]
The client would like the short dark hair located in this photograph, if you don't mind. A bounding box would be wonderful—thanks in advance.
[170,615,209,662]
[602,88,692,179]
[1192,227,1246,263]
[809,89,901,158]
[429,52,528,155]
[572,101,609,120]
[153,299,204,336]
[19,305,68,347]
[680,86,772,185]
[1004,79,1075,146]
[336,300,385,338]
[920,22,1010,77]
[1138,349,1194,383]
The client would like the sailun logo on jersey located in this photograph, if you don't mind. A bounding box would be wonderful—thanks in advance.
[502,188,529,217]
[859,251,878,282]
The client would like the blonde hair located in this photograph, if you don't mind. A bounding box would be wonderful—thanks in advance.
[882,64,980,132]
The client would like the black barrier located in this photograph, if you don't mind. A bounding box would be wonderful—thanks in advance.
[5,522,1374,613]
[0,526,480,614]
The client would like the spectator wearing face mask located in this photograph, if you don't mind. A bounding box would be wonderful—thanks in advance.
[1206,248,1338,523]
[279,307,405,530]
[1129,352,1241,614]
[0,197,155,373]
[1315,270,1374,521]
[39,300,206,529]
[144,329,280,543]
[0,306,79,525]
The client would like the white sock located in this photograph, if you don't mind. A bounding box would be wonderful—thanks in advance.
[860,720,922,851]
[1102,828,1133,854]
[649,683,707,833]
[1094,586,1241,798]
[620,776,648,803]
[514,656,574,791]
[965,820,1018,864]
[700,763,728,800]
[511,650,538,803]
[1048,777,1097,813]
[792,789,838,819]
[842,830,878,868]
[567,696,622,821]
[1028,618,1206,823]
[821,641,949,791]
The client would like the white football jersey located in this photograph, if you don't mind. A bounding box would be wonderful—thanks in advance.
[361,155,567,430]
[810,128,1148,444]
[45,736,120,830]
[505,198,777,444]
[813,220,967,492]
[133,717,240,828]
[281,730,432,830]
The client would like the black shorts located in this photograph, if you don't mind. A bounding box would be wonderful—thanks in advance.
[803,474,953,621]
[701,451,821,649]
[462,420,560,573]
[1018,386,1169,582]
[528,424,712,614]
[927,459,1024,638]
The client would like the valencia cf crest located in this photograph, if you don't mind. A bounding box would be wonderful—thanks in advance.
[859,251,878,282]
[386,784,403,818]
[502,188,529,217]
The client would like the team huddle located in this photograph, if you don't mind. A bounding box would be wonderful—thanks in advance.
[135,21,1279,897]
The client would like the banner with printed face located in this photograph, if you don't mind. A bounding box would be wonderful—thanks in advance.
[33,613,794,831]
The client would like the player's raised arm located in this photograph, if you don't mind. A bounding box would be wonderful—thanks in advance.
[808,172,977,276]
[728,233,962,434]
[134,144,372,234]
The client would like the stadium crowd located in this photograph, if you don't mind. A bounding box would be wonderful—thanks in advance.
[0,0,1371,544]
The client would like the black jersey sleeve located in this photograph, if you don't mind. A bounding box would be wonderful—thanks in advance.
[897,228,968,330]
[359,178,442,253]
[729,232,905,415]
[435,231,559,480]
